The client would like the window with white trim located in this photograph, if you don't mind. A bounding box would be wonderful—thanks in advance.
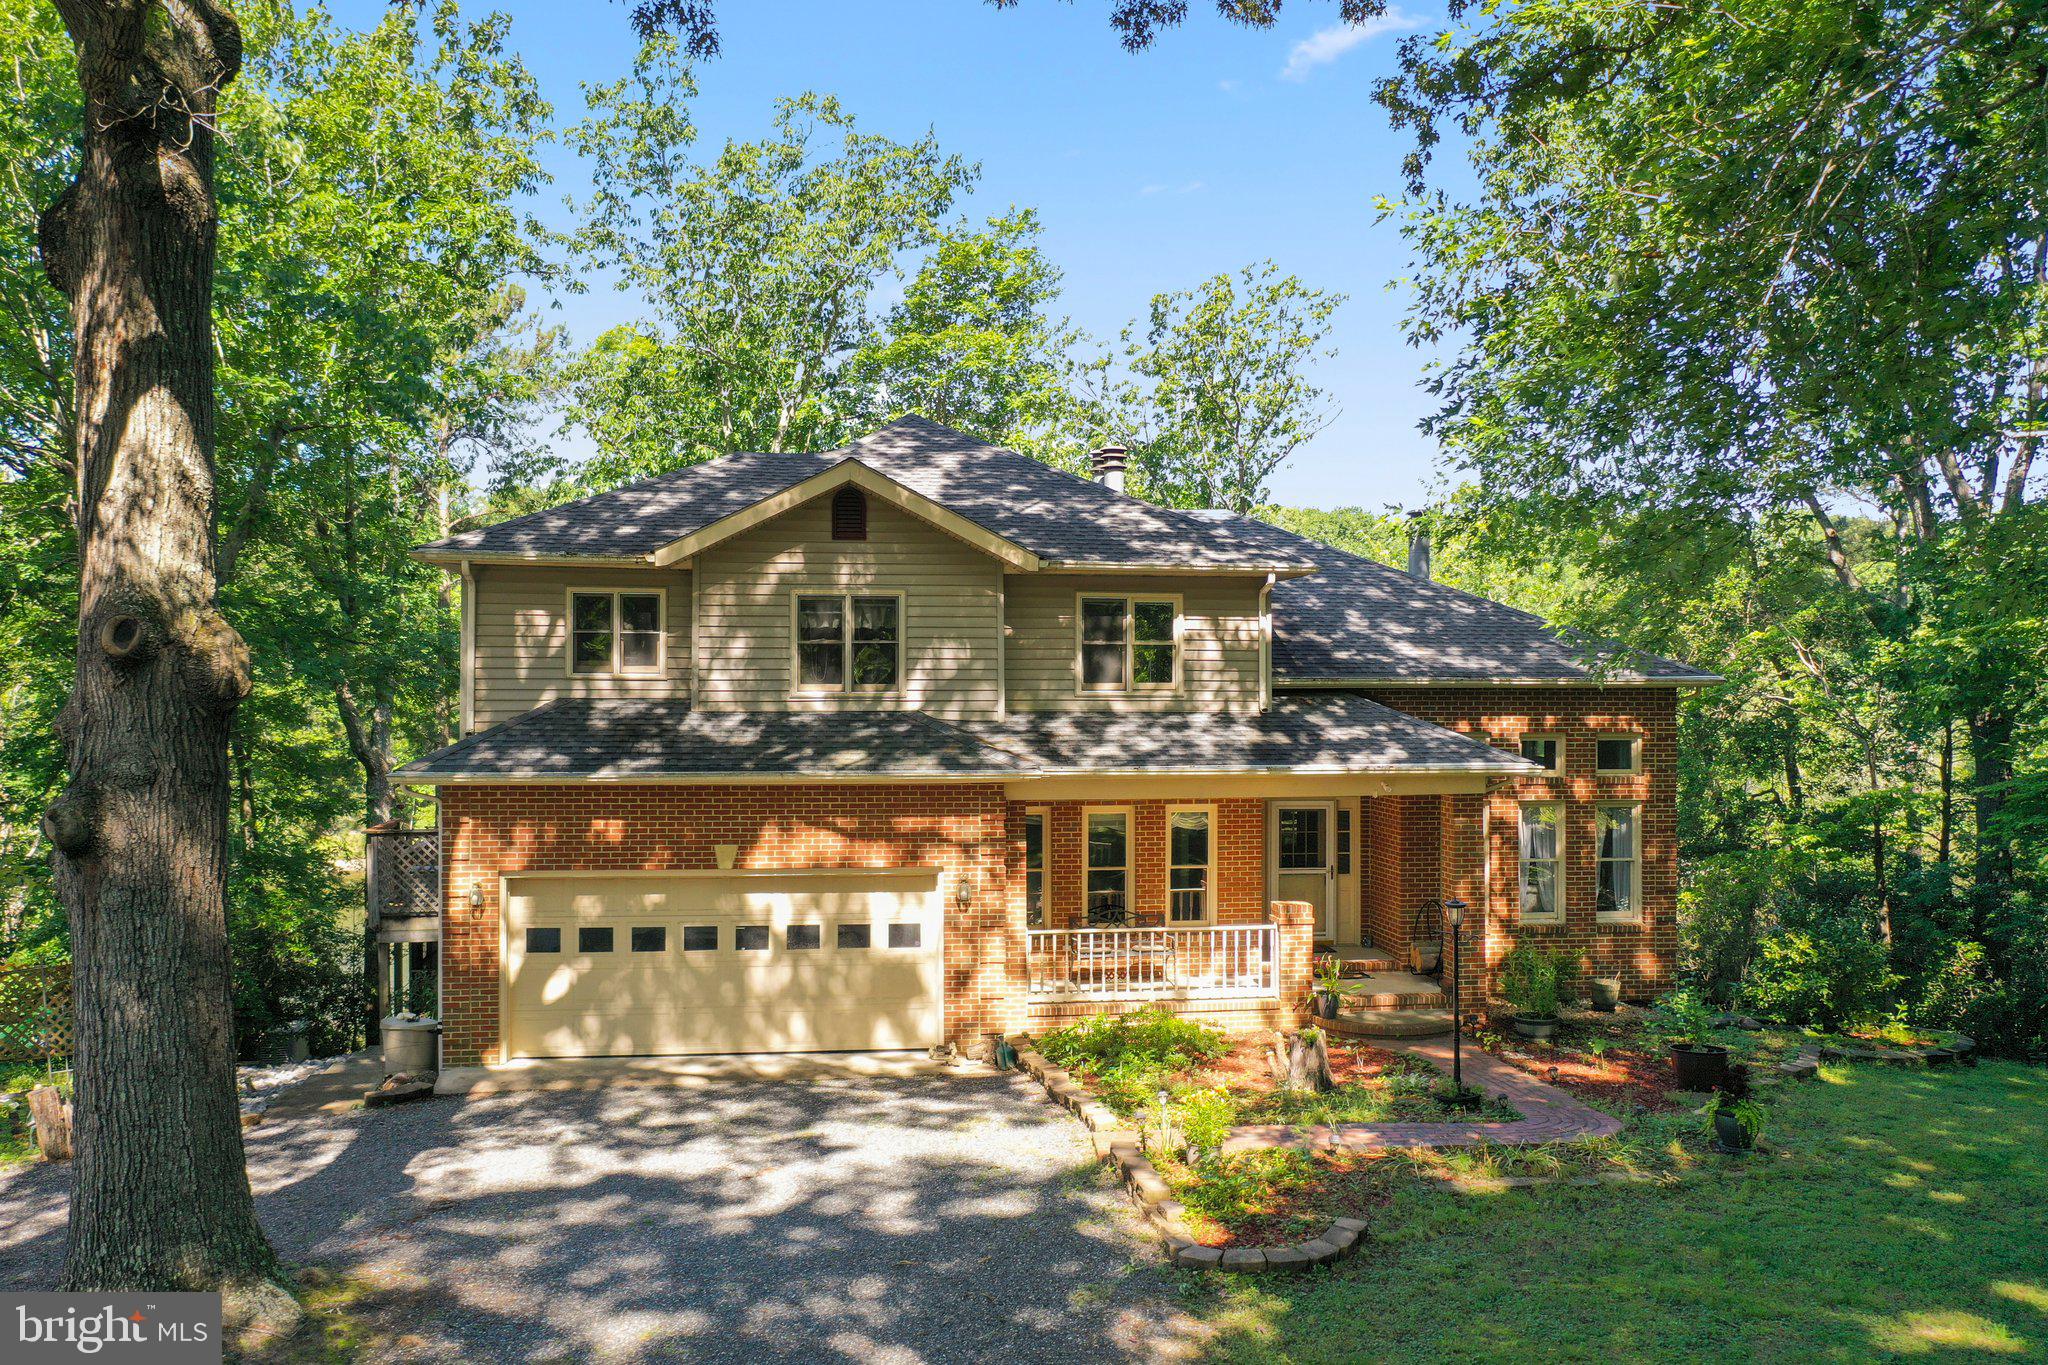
[795,593,901,691]
[1084,809,1130,924]
[1078,596,1179,692]
[1023,808,1047,928]
[1519,734,1562,773]
[1596,803,1642,920]
[1167,807,1215,924]
[1518,802,1564,922]
[1595,734,1642,775]
[569,591,664,676]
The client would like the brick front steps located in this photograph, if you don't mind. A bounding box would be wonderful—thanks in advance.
[1009,1037,1368,1274]
[1327,1007,1455,1039]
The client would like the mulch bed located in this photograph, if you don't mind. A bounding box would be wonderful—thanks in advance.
[1200,1034,1413,1093]
[1172,1149,1397,1248]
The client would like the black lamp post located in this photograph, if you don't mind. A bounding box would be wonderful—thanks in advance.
[1444,898,1467,1095]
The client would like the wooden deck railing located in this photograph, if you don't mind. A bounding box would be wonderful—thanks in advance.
[1025,924,1278,1002]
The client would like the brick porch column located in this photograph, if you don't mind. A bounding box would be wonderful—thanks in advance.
[1439,792,1491,1012]
[1270,899,1316,1025]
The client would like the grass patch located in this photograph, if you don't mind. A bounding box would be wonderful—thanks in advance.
[1191,1059,2048,1361]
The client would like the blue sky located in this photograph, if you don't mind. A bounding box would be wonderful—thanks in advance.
[332,0,1457,510]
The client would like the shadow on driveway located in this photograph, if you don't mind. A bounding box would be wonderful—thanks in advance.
[0,1067,1202,1362]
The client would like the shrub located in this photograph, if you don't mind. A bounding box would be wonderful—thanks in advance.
[1915,929,2048,1062]
[1741,928,1897,1030]
[1035,1007,1229,1113]
[1498,942,1575,1017]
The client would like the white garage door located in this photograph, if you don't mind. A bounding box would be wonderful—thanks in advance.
[502,871,944,1059]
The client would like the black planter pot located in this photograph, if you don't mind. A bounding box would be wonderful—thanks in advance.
[1315,992,1341,1020]
[1712,1110,1754,1152]
[1512,1014,1558,1041]
[1672,1043,1730,1091]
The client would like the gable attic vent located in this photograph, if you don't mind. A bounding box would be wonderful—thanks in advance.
[831,485,868,541]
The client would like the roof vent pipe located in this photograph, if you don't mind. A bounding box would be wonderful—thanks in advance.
[1405,509,1432,581]
[1089,445,1128,494]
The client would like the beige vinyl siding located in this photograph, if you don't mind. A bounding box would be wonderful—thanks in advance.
[694,493,1004,716]
[471,565,693,728]
[1004,573,1264,713]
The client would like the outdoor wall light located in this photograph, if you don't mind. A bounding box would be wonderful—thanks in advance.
[468,883,484,909]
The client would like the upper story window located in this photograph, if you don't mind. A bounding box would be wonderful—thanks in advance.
[831,486,868,540]
[1519,734,1562,773]
[569,590,664,676]
[1595,734,1642,775]
[795,593,901,692]
[1078,595,1179,693]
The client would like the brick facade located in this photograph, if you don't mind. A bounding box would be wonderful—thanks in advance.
[437,783,1013,1065]
[431,689,1678,1064]
[1363,687,1681,1005]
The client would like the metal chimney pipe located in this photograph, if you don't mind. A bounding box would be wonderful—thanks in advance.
[1406,509,1432,581]
[1089,445,1128,494]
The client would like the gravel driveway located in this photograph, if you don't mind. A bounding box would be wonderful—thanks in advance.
[0,1062,1201,1362]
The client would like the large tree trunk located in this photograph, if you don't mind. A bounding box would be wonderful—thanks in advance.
[37,0,278,1292]
[1967,705,2016,894]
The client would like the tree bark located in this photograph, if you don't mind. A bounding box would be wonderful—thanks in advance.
[1966,705,2016,892]
[37,0,278,1291]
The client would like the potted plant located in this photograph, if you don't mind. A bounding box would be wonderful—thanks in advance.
[1663,988,1730,1090]
[1703,1088,1769,1154]
[1499,942,1571,1040]
[1308,956,1345,1020]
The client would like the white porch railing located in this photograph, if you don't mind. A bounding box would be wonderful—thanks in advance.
[1026,924,1278,1002]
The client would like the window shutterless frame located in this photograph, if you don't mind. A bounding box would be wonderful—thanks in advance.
[1594,733,1643,775]
[1517,801,1565,923]
[1595,802,1643,922]
[1082,806,1132,924]
[1166,805,1216,925]
[564,587,666,678]
[790,590,905,695]
[1023,806,1048,929]
[1518,733,1564,774]
[1074,593,1182,694]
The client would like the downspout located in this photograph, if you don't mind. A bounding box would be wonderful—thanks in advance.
[458,560,475,735]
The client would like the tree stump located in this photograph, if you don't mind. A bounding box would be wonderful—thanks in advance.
[27,1086,72,1162]
[1267,1029,1336,1092]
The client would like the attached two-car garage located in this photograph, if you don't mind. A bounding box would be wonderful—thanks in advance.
[501,870,945,1059]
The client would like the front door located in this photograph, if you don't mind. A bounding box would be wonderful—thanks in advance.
[1271,802,1336,940]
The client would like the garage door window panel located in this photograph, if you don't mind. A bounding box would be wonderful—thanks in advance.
[526,927,561,954]
[682,926,719,951]
[630,926,666,952]
[838,924,872,949]
[579,927,614,953]
[787,924,822,950]
[888,923,921,949]
[736,926,770,951]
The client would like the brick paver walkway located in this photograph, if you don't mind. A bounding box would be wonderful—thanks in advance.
[1221,1036,1625,1154]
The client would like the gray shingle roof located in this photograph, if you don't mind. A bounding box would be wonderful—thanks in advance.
[394,694,1535,783]
[1193,514,1719,685]
[962,694,1535,774]
[416,416,1316,572]
[395,699,1029,782]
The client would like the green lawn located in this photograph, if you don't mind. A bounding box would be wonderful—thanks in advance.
[1195,1060,2048,1362]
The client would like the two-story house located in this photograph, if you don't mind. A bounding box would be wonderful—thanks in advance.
[391,416,1716,1067]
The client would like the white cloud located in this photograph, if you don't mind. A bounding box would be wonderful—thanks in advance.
[1281,8,1425,82]
[1140,180,1207,196]
[1218,77,1241,93]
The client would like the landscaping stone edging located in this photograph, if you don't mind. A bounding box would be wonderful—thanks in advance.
[1008,1037,1365,1274]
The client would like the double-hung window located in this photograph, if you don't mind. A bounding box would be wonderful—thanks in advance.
[569,590,664,676]
[795,593,901,692]
[1518,802,1564,922]
[1078,596,1179,692]
[1167,807,1215,924]
[1084,809,1130,924]
[1023,809,1047,928]
[1596,803,1641,921]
